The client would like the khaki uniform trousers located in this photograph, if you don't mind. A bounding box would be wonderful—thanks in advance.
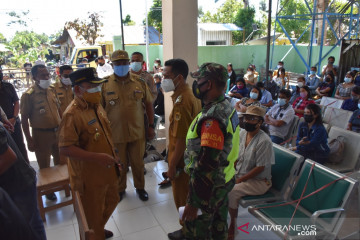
[228,178,272,209]
[115,139,145,192]
[32,129,60,169]
[80,170,119,240]
[172,170,189,211]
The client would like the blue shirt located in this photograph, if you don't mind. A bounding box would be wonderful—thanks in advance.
[296,122,329,160]
[354,75,360,86]
[260,89,273,104]
[342,99,359,112]
[229,85,248,98]
[349,109,360,133]
[318,82,335,97]
[306,75,321,90]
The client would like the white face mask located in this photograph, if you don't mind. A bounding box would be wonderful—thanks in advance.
[161,79,175,92]
[247,71,252,75]
[277,65,282,69]
[61,77,72,86]
[297,82,304,87]
[38,79,51,89]
[130,62,142,72]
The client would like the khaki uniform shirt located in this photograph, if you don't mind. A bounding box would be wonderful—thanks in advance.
[20,85,61,129]
[138,71,157,101]
[168,83,201,168]
[101,73,153,143]
[51,81,74,115]
[58,97,118,191]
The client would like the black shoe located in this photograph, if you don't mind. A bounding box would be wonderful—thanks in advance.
[168,229,185,240]
[144,167,147,175]
[119,191,125,202]
[45,193,57,201]
[104,229,113,239]
[136,189,149,201]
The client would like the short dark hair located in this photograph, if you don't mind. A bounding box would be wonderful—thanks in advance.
[98,56,105,60]
[164,58,189,80]
[268,70,273,75]
[279,89,291,99]
[311,66,317,70]
[297,76,306,82]
[328,56,335,61]
[132,52,143,58]
[251,86,262,100]
[305,103,323,124]
[235,76,246,86]
[247,67,254,72]
[31,65,47,78]
[256,82,264,88]
[352,86,360,95]
[59,65,73,74]
[155,58,161,64]
[278,61,284,65]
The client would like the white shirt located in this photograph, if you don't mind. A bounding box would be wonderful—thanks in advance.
[266,103,295,139]
[97,63,114,78]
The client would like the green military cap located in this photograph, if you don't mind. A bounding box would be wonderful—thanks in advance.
[69,67,107,86]
[190,62,227,83]
[111,50,130,61]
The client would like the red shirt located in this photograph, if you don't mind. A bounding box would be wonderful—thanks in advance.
[292,97,315,118]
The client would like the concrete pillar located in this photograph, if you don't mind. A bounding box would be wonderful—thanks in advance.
[162,0,198,144]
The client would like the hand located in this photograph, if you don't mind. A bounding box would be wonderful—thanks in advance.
[167,166,176,181]
[235,178,243,184]
[9,118,16,126]
[238,104,247,113]
[96,153,116,167]
[147,127,155,140]
[115,156,123,171]
[290,146,297,151]
[182,204,199,222]
[27,137,36,152]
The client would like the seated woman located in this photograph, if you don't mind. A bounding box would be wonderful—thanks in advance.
[290,76,306,104]
[292,86,315,118]
[273,67,289,90]
[227,63,237,89]
[347,105,360,133]
[292,104,330,164]
[235,86,263,113]
[244,66,256,87]
[228,77,248,99]
[335,71,355,100]
[315,71,336,99]
[342,86,360,112]
[228,106,274,240]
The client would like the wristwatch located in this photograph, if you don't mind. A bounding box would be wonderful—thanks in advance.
[149,123,155,128]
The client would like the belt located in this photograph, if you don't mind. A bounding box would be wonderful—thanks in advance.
[33,127,58,132]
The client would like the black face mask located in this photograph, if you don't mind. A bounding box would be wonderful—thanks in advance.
[325,78,331,83]
[304,114,314,123]
[99,62,105,66]
[192,80,209,99]
[244,122,258,132]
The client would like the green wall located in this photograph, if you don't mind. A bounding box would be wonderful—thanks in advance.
[119,44,340,76]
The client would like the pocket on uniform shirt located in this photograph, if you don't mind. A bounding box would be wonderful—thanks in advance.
[104,93,119,107]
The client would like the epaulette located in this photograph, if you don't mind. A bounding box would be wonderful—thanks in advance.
[25,87,34,95]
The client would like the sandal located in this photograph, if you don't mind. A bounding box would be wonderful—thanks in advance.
[158,179,171,188]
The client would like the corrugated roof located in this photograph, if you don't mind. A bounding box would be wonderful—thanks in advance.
[198,23,243,31]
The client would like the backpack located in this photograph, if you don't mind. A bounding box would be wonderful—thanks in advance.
[328,136,345,164]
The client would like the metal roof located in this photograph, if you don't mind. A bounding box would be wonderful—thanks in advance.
[198,23,243,32]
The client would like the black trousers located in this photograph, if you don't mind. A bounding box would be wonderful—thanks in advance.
[11,118,29,163]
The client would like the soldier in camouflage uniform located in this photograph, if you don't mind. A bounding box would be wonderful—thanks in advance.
[173,63,240,240]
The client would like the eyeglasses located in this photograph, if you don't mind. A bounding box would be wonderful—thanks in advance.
[244,115,260,121]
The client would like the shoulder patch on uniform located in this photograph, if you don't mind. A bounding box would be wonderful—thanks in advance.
[106,92,115,95]
[88,119,96,125]
[25,88,34,94]
[175,112,181,121]
[175,95,182,104]
[200,119,224,150]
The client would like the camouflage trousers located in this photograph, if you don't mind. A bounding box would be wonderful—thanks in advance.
[183,178,235,240]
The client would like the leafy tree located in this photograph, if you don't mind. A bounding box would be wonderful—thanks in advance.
[123,14,136,26]
[200,0,243,23]
[234,7,257,43]
[65,12,104,45]
[7,10,30,27]
[0,33,6,43]
[148,0,162,33]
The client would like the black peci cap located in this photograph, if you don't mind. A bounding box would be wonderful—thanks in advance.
[69,67,107,86]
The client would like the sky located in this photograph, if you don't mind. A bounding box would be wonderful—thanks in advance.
[0,0,267,39]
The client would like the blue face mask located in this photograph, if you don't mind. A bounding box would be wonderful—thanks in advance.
[278,98,286,106]
[114,65,129,77]
[310,71,316,75]
[358,103,360,109]
[351,67,360,72]
[250,92,258,100]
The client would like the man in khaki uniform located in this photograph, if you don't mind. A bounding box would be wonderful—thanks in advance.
[162,59,201,240]
[59,68,120,240]
[102,50,155,201]
[21,64,61,200]
[51,65,74,116]
[130,52,157,100]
